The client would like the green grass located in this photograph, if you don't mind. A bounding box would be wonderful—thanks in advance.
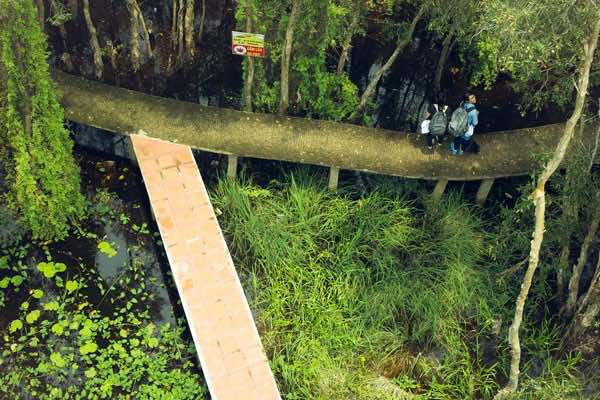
[211,173,505,398]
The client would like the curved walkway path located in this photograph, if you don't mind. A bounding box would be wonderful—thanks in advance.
[55,70,598,185]
[131,134,281,400]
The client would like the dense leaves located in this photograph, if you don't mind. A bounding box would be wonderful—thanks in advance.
[0,0,85,240]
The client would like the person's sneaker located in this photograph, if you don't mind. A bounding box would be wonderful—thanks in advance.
[427,145,433,150]
[458,149,464,156]
[449,143,457,155]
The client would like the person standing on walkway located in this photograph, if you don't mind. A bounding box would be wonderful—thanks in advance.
[450,93,478,155]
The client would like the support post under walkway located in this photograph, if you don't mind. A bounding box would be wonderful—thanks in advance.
[328,167,340,190]
[227,154,238,178]
[476,178,495,205]
[432,179,448,201]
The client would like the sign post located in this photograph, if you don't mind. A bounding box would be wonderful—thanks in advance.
[231,31,265,58]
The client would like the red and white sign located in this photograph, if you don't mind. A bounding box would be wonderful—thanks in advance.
[231,31,265,58]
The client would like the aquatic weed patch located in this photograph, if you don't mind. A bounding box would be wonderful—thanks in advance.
[0,185,206,399]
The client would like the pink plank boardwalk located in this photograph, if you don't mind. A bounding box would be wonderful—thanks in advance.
[130,134,281,400]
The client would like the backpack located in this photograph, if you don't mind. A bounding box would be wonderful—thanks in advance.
[449,103,469,137]
[430,104,447,136]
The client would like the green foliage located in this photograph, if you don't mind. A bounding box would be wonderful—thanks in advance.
[98,241,117,257]
[295,57,359,121]
[237,0,360,120]
[0,0,85,240]
[37,261,67,278]
[0,194,206,399]
[212,174,501,398]
[471,0,599,112]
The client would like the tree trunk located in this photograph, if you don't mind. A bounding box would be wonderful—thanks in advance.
[242,0,255,112]
[494,17,600,400]
[35,0,44,30]
[184,0,195,59]
[127,0,141,72]
[565,255,600,346]
[350,7,424,122]
[81,0,103,80]
[337,13,358,74]
[563,214,600,317]
[198,0,206,43]
[132,0,153,60]
[177,0,185,62]
[278,0,300,115]
[433,26,455,93]
[557,241,570,305]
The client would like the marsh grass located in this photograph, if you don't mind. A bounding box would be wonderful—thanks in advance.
[212,174,504,399]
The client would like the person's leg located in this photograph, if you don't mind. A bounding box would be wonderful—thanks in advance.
[427,134,434,149]
[460,137,471,155]
[450,136,461,155]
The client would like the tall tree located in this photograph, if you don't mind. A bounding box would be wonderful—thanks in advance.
[477,1,600,398]
[0,0,86,240]
[278,0,300,115]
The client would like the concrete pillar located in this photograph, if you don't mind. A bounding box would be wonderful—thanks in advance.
[476,178,495,205]
[432,179,448,201]
[227,154,238,178]
[328,167,340,190]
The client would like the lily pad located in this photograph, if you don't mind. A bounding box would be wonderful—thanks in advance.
[50,352,66,368]
[98,241,117,258]
[9,320,22,333]
[25,310,41,324]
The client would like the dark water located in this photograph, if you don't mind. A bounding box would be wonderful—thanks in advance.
[0,150,183,328]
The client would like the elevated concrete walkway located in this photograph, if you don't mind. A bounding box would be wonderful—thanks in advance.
[130,134,281,400]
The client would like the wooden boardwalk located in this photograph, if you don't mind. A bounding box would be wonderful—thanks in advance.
[54,70,599,182]
[130,134,281,400]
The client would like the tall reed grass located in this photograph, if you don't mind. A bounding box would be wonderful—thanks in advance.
[211,172,589,399]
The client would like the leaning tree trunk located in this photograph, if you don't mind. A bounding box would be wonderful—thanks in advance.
[563,118,600,348]
[565,255,600,346]
[278,0,300,115]
[557,238,571,305]
[198,0,206,44]
[133,0,153,60]
[563,214,600,317]
[433,25,456,93]
[494,17,600,400]
[337,13,359,74]
[557,109,599,305]
[350,7,424,122]
[81,0,103,80]
[242,0,255,112]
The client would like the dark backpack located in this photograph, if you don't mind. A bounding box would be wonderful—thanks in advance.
[430,105,447,136]
[449,104,468,137]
